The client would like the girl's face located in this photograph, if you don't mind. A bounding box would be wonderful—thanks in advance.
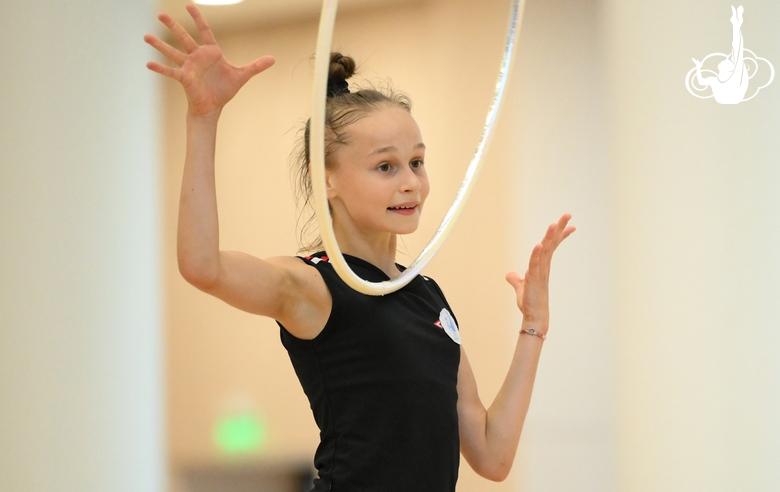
[326,106,429,238]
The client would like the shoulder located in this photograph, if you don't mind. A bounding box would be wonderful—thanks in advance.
[269,253,333,292]
[267,254,322,276]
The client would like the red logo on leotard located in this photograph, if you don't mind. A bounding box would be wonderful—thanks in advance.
[304,255,329,262]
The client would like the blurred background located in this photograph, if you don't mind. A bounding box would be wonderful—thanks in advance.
[1,0,778,491]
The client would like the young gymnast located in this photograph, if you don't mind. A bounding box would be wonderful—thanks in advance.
[144,4,574,491]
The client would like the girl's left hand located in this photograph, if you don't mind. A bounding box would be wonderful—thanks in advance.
[505,214,575,323]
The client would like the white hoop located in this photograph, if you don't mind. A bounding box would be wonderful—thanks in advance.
[310,0,524,296]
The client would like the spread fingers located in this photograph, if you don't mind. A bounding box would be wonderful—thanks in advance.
[145,61,182,82]
[157,12,199,53]
[186,4,217,45]
[143,34,186,66]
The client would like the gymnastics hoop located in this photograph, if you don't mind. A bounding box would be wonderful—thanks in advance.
[310,0,524,296]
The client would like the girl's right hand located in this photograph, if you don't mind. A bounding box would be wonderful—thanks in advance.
[144,4,275,117]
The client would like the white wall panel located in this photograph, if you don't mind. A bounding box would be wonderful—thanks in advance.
[0,1,164,491]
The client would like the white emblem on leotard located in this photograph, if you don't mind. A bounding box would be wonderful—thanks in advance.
[438,308,461,345]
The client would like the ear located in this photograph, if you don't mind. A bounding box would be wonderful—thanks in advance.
[308,162,338,200]
[325,168,338,200]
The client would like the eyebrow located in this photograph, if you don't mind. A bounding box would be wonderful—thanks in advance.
[368,143,426,156]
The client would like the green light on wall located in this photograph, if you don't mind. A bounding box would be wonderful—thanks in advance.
[214,412,267,456]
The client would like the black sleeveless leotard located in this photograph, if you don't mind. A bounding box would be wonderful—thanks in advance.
[278,252,461,491]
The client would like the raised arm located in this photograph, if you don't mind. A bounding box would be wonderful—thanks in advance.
[457,214,575,481]
[144,5,329,337]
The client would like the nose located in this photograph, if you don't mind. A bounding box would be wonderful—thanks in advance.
[399,166,421,193]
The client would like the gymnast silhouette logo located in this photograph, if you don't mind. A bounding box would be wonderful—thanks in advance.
[685,5,774,104]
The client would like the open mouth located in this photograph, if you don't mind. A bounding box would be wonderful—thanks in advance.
[388,204,418,215]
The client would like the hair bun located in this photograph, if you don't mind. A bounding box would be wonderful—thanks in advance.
[328,52,356,80]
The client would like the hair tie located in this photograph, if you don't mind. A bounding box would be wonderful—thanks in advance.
[326,78,350,98]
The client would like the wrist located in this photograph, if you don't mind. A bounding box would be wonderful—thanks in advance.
[186,106,222,124]
[520,314,548,338]
[519,326,546,340]
[521,312,548,327]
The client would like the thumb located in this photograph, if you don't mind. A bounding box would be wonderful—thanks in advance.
[505,271,524,291]
[239,55,276,82]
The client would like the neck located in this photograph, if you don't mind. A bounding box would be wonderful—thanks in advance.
[331,220,401,279]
